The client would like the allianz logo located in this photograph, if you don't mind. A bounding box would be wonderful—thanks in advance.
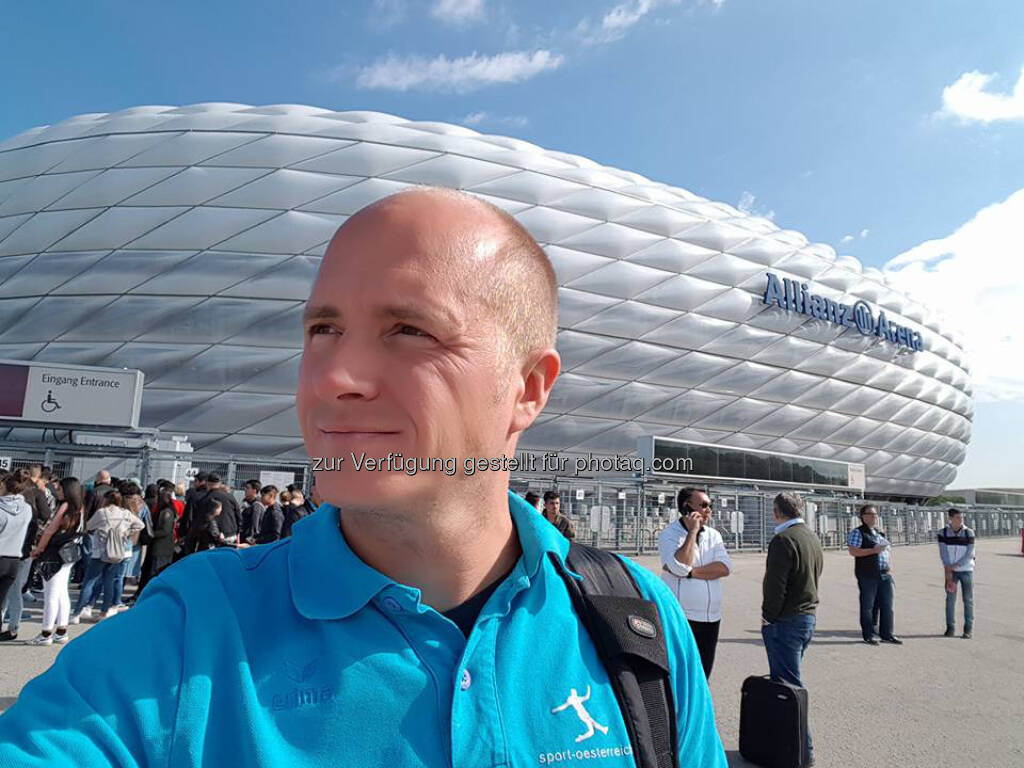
[271,658,335,712]
[762,272,924,352]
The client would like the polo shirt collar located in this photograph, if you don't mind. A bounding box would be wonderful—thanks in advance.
[287,490,570,620]
[508,490,570,579]
[288,501,392,620]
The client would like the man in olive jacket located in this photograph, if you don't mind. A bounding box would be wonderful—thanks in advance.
[761,492,824,765]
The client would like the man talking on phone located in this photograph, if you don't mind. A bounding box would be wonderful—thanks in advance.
[658,488,732,679]
[0,187,726,767]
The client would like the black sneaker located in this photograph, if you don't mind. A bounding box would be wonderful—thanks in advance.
[943,628,955,638]
[0,630,18,642]
[881,636,904,645]
[962,631,972,639]
[863,638,879,645]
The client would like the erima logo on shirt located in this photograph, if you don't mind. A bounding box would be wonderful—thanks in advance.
[271,658,334,712]
[284,659,319,683]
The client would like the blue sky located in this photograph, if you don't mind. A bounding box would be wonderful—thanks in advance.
[3,0,1022,488]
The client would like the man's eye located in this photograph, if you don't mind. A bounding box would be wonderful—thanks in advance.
[308,324,338,336]
[397,325,432,338]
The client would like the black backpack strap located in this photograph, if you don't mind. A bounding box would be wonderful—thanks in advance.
[552,542,679,768]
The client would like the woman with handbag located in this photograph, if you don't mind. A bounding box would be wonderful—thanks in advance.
[26,478,85,646]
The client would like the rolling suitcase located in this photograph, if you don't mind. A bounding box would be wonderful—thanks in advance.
[739,675,809,768]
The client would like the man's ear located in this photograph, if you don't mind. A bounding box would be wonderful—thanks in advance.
[508,348,560,437]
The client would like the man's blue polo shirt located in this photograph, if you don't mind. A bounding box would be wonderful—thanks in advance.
[0,492,726,767]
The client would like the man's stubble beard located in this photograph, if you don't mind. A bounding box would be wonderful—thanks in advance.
[336,472,500,550]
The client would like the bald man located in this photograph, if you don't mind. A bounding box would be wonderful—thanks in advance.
[0,188,725,768]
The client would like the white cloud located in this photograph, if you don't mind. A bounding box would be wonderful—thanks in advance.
[461,111,529,128]
[884,188,1024,401]
[839,229,869,246]
[737,190,775,221]
[940,66,1024,124]
[431,0,485,25]
[368,0,408,28]
[576,0,690,46]
[602,0,656,36]
[355,50,564,93]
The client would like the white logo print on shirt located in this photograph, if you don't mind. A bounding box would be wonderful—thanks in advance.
[551,686,609,743]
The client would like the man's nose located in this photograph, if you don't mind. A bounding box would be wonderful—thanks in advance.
[308,334,382,402]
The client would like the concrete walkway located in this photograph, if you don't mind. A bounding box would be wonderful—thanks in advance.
[1,537,1021,767]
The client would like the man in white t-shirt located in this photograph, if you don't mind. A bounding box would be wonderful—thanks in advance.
[658,487,733,679]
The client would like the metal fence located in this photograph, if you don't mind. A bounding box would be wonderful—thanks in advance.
[2,446,1021,554]
[0,445,311,497]
[509,476,1024,555]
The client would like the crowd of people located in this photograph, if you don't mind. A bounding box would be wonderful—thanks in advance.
[0,465,320,645]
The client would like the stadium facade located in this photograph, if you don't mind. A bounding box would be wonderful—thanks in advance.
[0,104,972,498]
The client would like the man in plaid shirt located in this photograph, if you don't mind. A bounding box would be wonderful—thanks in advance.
[847,505,902,645]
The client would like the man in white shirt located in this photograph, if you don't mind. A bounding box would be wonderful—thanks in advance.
[658,487,733,678]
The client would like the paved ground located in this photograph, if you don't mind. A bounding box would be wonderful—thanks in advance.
[1,537,1021,767]
[632,537,1024,768]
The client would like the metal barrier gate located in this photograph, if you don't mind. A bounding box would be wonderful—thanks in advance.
[510,476,1024,555]
[2,448,1020,555]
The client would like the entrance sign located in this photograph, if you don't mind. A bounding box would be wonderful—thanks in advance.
[0,360,143,429]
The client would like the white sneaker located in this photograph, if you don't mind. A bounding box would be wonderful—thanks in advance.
[26,633,53,646]
[70,606,91,624]
[102,608,119,620]
[53,633,69,645]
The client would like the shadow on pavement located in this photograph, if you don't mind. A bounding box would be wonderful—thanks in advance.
[717,638,766,646]
[720,627,949,646]
[804,629,862,639]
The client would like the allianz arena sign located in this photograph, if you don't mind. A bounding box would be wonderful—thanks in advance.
[762,272,925,352]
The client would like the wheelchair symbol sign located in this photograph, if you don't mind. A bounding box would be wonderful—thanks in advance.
[40,390,61,413]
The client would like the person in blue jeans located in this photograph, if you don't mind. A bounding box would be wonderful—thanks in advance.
[938,508,975,638]
[847,505,903,645]
[70,490,143,622]
[70,550,113,622]
[762,493,824,766]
